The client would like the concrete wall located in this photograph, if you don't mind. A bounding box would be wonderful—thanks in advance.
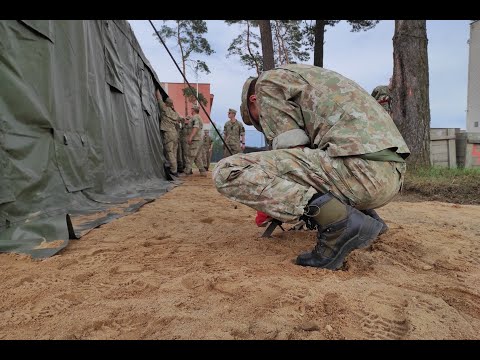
[430,128,480,169]
[430,128,459,168]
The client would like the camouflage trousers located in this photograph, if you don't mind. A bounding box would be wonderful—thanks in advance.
[162,130,178,174]
[184,140,205,175]
[180,136,189,171]
[202,146,211,171]
[213,147,406,223]
[177,131,184,172]
[223,143,242,158]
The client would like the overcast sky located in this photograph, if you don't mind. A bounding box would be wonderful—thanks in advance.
[129,20,471,145]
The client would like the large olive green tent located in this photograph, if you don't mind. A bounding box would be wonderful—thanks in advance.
[0,20,173,258]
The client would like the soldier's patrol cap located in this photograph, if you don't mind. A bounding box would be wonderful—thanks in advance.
[240,76,262,131]
[228,108,237,114]
[192,104,200,111]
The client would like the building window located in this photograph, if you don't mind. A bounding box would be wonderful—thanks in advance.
[475,121,479,128]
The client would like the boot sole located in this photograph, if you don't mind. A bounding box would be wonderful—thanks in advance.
[324,216,384,270]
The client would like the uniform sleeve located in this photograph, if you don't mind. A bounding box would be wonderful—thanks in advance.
[173,111,183,123]
[157,99,167,116]
[239,122,245,135]
[192,116,201,129]
[256,70,310,150]
[223,123,228,136]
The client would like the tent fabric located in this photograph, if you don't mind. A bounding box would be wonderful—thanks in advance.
[0,20,173,258]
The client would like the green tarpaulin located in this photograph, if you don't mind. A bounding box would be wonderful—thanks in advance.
[0,20,173,258]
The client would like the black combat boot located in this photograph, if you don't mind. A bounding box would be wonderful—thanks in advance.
[296,193,384,270]
[361,209,388,235]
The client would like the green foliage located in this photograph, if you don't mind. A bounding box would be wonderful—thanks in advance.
[346,20,380,32]
[226,20,312,72]
[302,20,380,49]
[182,87,208,107]
[210,123,226,161]
[271,20,310,65]
[153,20,214,113]
[153,20,214,75]
[403,166,480,204]
[225,20,264,75]
[408,166,480,180]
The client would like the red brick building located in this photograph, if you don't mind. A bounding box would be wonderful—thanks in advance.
[160,82,214,129]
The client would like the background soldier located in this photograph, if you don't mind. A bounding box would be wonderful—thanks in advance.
[223,108,245,157]
[182,105,206,176]
[202,129,213,171]
[176,117,184,173]
[180,115,192,174]
[371,77,393,116]
[156,92,181,176]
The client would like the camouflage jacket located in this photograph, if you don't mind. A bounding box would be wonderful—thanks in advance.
[180,117,191,138]
[158,100,182,132]
[203,135,212,150]
[255,64,410,158]
[190,114,203,141]
[223,120,245,145]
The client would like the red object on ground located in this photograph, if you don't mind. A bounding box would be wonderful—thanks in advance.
[255,211,272,227]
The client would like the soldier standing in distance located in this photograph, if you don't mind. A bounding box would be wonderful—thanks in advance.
[223,108,245,158]
[176,116,184,174]
[182,105,206,177]
[202,129,213,171]
[180,115,192,174]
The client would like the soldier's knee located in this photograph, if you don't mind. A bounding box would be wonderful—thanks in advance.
[212,157,234,189]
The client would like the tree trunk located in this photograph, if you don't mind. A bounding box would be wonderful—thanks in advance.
[246,21,261,76]
[258,20,275,71]
[314,20,325,67]
[392,20,431,168]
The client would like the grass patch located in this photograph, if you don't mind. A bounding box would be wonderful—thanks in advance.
[402,166,480,204]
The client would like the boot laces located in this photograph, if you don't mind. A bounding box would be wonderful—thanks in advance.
[313,227,334,255]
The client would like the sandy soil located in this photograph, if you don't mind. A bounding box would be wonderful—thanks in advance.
[1,175,479,339]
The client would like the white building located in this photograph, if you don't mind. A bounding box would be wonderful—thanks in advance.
[467,21,480,132]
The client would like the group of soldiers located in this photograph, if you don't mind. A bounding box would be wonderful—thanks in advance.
[156,88,247,177]
[156,90,213,177]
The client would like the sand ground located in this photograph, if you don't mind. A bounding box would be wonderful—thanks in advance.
[1,174,479,339]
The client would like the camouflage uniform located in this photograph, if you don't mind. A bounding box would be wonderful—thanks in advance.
[184,113,205,174]
[180,117,191,171]
[202,132,213,171]
[371,85,392,115]
[223,119,245,157]
[176,119,184,173]
[158,99,181,174]
[213,64,410,223]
